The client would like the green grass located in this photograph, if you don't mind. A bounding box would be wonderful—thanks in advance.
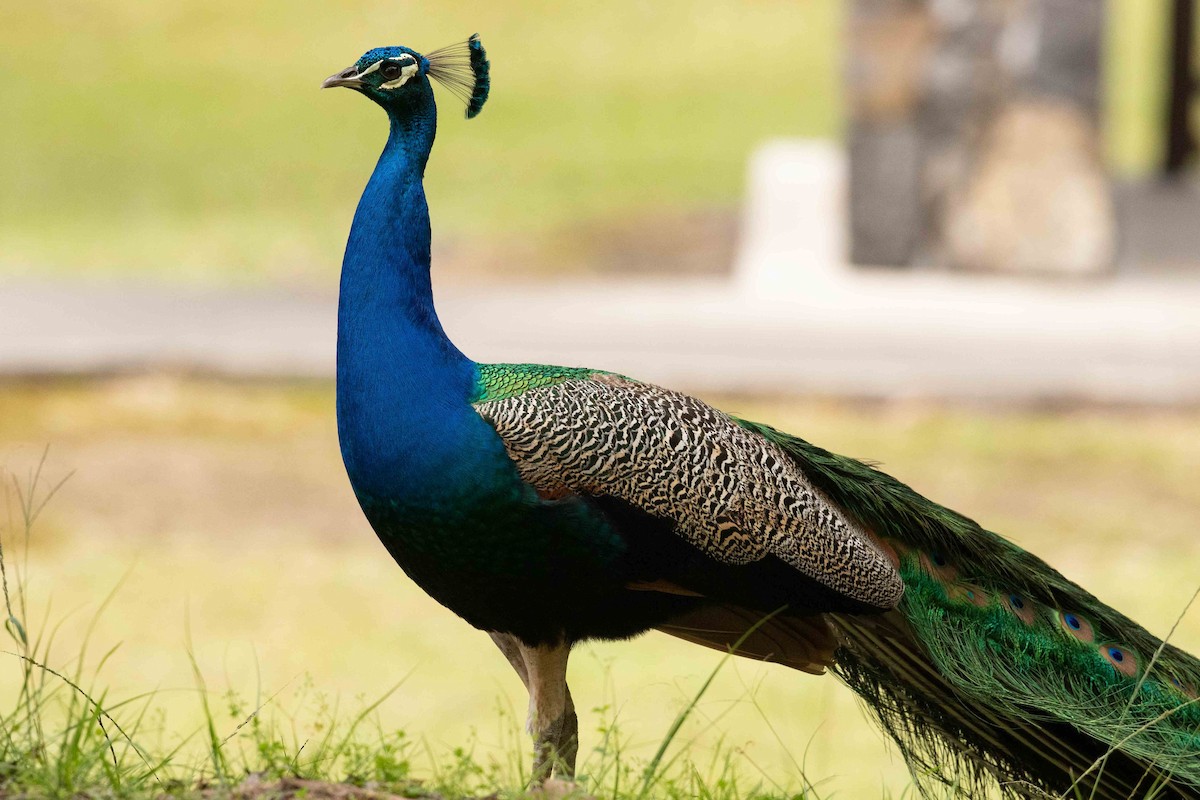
[1,467,818,800]
[0,1,839,282]
[2,380,1199,798]
[0,1,1171,282]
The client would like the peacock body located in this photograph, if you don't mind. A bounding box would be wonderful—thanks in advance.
[324,37,1200,798]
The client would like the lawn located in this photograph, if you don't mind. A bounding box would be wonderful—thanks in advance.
[2,379,1198,797]
[0,0,1170,283]
[0,1,839,282]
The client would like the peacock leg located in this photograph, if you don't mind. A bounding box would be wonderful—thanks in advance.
[553,684,578,779]
[518,639,575,782]
[487,633,578,781]
[488,631,531,688]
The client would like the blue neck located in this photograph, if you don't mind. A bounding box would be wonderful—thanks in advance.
[335,87,482,500]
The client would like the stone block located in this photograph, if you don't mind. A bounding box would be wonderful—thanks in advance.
[847,0,1114,275]
[849,125,921,265]
[944,101,1115,275]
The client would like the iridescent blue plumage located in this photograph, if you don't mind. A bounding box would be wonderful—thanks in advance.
[357,46,424,70]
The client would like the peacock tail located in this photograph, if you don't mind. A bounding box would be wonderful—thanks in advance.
[745,421,1200,799]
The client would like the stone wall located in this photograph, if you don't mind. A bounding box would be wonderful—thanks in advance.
[847,0,1114,276]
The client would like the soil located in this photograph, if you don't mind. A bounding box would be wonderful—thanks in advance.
[175,775,590,800]
[191,776,435,800]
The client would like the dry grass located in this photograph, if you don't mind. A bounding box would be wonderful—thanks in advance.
[2,378,1198,797]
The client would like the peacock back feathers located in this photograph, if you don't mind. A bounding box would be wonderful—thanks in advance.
[473,362,603,403]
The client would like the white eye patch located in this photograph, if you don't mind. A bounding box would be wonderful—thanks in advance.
[358,55,419,90]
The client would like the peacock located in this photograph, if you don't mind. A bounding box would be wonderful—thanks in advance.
[323,36,1200,799]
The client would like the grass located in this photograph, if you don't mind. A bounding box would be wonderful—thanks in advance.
[0,464,819,800]
[1,379,1199,798]
[0,0,1175,282]
[0,1,839,282]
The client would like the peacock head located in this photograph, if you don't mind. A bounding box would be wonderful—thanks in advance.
[322,35,489,119]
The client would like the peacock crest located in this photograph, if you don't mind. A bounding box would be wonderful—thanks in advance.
[425,34,490,118]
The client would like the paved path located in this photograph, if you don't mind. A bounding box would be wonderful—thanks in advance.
[4,267,1200,403]
[6,140,1200,403]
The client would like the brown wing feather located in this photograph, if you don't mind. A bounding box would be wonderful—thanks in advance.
[657,604,837,675]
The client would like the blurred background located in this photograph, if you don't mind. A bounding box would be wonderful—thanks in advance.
[2,1,1199,795]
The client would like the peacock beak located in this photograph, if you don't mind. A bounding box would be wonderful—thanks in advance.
[322,65,365,90]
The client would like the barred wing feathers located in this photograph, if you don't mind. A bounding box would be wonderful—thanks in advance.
[472,372,903,613]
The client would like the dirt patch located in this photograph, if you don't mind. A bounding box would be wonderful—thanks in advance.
[162,775,592,800]
[188,775,437,800]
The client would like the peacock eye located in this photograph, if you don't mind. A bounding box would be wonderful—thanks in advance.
[380,62,403,81]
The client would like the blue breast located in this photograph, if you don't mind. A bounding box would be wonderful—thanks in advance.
[333,84,513,508]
